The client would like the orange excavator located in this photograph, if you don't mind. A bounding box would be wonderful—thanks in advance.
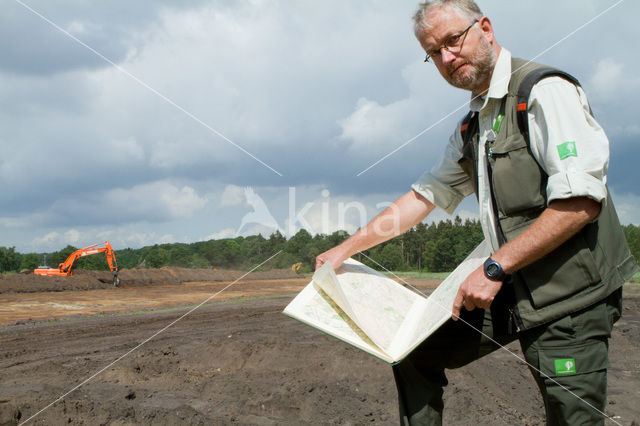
[34,241,120,286]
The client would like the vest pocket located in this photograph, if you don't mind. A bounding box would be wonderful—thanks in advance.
[489,135,546,216]
[517,232,602,309]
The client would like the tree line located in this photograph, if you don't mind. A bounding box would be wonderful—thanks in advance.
[3,219,640,274]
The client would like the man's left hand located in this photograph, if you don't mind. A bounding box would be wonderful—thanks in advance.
[452,265,503,320]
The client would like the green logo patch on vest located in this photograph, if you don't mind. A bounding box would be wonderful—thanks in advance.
[554,358,576,375]
[557,141,578,160]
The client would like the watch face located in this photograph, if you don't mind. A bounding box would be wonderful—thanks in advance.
[487,263,499,276]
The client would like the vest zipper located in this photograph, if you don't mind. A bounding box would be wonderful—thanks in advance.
[484,139,504,244]
[485,138,524,333]
[509,307,523,333]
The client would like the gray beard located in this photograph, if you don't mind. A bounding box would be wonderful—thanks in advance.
[446,36,496,92]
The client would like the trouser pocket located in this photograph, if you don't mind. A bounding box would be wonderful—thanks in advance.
[533,340,610,378]
[523,338,610,425]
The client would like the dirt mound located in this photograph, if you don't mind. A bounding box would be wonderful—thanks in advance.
[0,267,301,294]
[0,270,117,293]
[120,267,300,287]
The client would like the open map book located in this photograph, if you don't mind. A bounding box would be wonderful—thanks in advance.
[283,240,489,364]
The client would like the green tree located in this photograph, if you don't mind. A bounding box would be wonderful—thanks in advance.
[190,253,209,268]
[267,231,287,253]
[368,243,404,271]
[168,244,191,267]
[273,251,298,269]
[146,246,169,268]
[327,230,349,247]
[431,229,458,272]
[624,224,640,263]
[0,247,21,273]
[74,253,109,271]
[19,253,40,271]
[115,248,143,269]
[283,229,311,268]
[50,245,77,268]
[287,229,313,255]
[199,239,227,267]
[223,239,242,265]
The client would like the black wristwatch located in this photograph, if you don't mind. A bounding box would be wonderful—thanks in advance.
[483,257,508,281]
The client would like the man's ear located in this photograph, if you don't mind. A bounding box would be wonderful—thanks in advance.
[477,16,496,43]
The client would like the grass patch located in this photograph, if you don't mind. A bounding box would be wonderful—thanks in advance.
[383,271,450,280]
[626,274,640,288]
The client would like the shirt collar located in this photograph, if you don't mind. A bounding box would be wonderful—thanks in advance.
[470,48,511,112]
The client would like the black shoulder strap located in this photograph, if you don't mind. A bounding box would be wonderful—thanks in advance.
[458,111,480,198]
[515,67,582,142]
[460,110,475,136]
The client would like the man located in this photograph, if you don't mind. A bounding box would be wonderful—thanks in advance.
[315,1,637,424]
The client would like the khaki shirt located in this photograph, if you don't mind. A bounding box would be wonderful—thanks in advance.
[412,49,609,252]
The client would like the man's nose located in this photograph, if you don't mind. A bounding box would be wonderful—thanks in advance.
[440,48,457,64]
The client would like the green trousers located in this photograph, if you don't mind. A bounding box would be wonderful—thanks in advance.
[392,288,622,426]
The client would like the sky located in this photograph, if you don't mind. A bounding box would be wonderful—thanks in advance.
[1,0,638,253]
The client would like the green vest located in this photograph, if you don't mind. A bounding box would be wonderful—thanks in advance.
[458,58,638,330]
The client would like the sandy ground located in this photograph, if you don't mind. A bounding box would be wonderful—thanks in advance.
[0,271,638,425]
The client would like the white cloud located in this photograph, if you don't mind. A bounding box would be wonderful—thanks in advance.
[66,20,96,36]
[160,184,207,218]
[117,231,176,248]
[337,59,468,158]
[624,124,640,136]
[33,231,63,247]
[205,228,237,241]
[30,226,177,253]
[37,180,209,226]
[289,195,368,236]
[610,191,640,225]
[424,202,479,225]
[220,184,245,207]
[64,229,82,245]
[108,137,145,161]
[223,185,482,240]
[33,229,81,249]
[589,58,624,99]
[0,216,35,228]
[101,181,207,220]
[277,189,402,237]
[339,97,407,151]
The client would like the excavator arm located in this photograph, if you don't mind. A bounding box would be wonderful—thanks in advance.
[34,241,120,286]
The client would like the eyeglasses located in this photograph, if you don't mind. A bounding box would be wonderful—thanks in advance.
[424,20,478,63]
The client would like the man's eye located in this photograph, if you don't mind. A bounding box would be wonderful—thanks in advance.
[447,34,461,46]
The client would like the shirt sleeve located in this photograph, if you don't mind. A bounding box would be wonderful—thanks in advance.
[527,76,609,205]
[411,125,475,215]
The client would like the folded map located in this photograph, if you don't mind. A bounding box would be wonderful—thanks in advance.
[283,240,489,364]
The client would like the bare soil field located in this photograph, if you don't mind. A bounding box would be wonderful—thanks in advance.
[0,269,638,425]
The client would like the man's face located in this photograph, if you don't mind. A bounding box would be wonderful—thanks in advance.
[418,7,495,93]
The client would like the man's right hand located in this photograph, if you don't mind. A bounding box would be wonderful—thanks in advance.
[315,245,349,271]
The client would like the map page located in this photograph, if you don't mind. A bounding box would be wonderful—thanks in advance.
[283,281,394,363]
[312,259,426,354]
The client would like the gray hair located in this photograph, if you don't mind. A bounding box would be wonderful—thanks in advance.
[413,0,483,36]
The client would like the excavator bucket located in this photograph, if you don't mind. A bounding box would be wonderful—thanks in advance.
[113,271,120,287]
